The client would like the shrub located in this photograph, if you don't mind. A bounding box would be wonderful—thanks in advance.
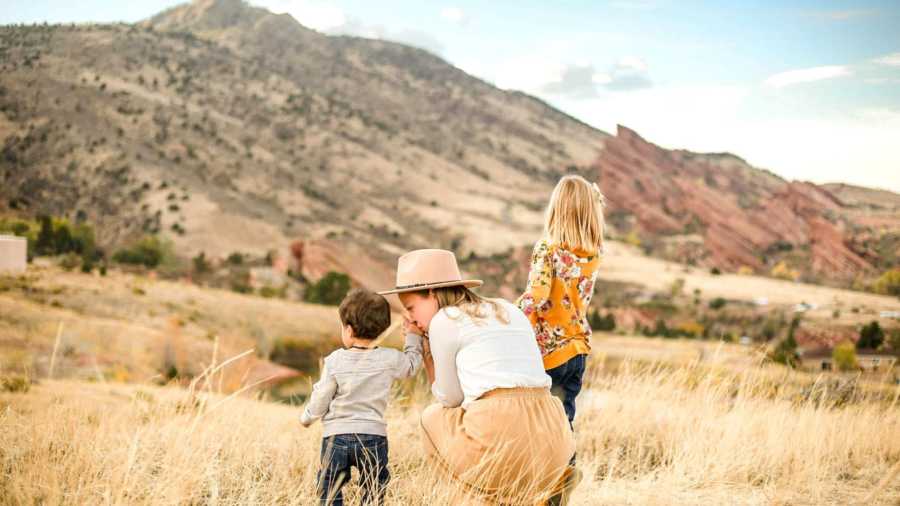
[887,328,900,352]
[112,236,169,268]
[270,338,329,374]
[769,333,799,368]
[192,251,210,274]
[0,374,30,393]
[709,297,727,310]
[677,320,704,338]
[304,271,351,306]
[58,252,81,271]
[832,341,858,371]
[873,269,900,297]
[259,285,287,299]
[771,261,800,281]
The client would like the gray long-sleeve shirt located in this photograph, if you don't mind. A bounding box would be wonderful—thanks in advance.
[299,333,423,437]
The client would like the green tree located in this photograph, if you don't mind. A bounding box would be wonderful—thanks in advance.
[588,310,616,331]
[53,222,75,254]
[857,321,884,350]
[35,215,54,255]
[304,271,351,305]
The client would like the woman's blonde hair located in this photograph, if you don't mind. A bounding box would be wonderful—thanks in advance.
[544,174,606,253]
[418,285,509,325]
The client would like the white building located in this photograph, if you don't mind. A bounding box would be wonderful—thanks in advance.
[0,235,27,274]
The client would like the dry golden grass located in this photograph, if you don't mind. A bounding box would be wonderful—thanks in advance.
[0,264,340,385]
[2,351,898,505]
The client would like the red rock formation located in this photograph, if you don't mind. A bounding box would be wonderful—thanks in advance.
[592,125,873,279]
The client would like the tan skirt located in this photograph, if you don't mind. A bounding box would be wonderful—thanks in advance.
[420,387,575,505]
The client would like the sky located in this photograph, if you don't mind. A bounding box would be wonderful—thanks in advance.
[3,0,900,192]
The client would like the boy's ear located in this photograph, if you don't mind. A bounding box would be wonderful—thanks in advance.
[344,324,355,339]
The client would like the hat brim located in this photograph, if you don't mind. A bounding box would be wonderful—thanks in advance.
[377,279,483,296]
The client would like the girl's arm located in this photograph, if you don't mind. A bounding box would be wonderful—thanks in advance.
[428,313,464,408]
[299,359,338,427]
[517,240,553,326]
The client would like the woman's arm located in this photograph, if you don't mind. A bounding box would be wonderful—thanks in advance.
[428,312,464,408]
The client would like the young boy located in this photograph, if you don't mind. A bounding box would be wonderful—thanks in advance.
[300,288,423,506]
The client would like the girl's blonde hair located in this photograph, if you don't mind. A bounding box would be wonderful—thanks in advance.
[418,285,509,325]
[544,174,606,253]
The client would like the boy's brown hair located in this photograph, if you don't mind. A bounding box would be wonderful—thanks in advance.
[339,288,391,340]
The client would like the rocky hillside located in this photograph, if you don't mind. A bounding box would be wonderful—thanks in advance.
[1,0,898,289]
[0,0,602,262]
[593,126,899,281]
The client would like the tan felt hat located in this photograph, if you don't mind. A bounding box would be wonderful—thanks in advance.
[377,249,483,295]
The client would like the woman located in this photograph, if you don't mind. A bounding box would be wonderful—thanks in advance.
[379,249,575,505]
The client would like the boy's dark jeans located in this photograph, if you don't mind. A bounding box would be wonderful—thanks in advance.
[317,433,389,506]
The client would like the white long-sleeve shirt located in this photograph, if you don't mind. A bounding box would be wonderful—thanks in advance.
[300,333,423,437]
[429,299,551,409]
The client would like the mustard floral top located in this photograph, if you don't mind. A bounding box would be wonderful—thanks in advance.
[516,239,601,370]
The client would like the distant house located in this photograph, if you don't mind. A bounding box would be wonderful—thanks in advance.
[800,347,897,373]
[793,302,817,313]
[0,235,27,274]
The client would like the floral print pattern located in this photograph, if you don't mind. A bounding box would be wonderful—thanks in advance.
[516,239,601,366]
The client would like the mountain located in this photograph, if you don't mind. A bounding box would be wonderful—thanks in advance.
[593,126,898,281]
[1,0,898,289]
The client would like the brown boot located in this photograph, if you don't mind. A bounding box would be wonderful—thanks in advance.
[545,465,583,506]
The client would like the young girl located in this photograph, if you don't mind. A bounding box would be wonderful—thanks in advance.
[517,174,605,428]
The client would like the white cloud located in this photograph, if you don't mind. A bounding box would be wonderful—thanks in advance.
[610,0,663,10]
[807,9,879,21]
[763,65,851,88]
[251,0,346,31]
[616,56,648,72]
[544,83,900,192]
[325,17,445,55]
[252,1,445,55]
[865,78,900,85]
[873,52,900,67]
[490,53,652,99]
[440,7,468,25]
[485,53,567,92]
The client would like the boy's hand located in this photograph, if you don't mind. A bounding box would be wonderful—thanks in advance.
[403,316,424,337]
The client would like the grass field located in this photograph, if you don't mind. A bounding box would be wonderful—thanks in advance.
[2,348,898,505]
[1,264,899,504]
